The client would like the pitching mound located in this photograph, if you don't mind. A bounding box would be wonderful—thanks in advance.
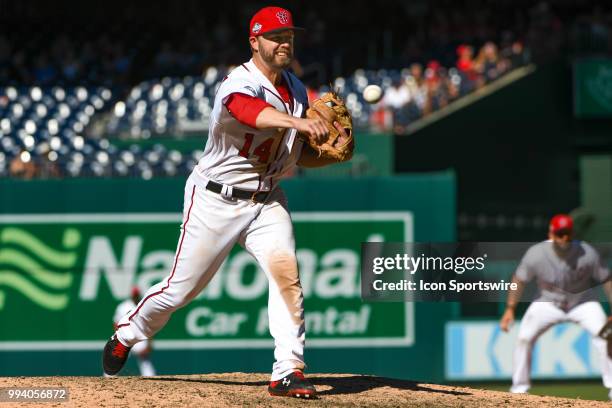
[0,373,606,407]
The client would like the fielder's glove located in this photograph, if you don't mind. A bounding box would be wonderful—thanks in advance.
[304,92,354,162]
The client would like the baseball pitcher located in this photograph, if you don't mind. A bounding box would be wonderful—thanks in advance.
[102,6,353,399]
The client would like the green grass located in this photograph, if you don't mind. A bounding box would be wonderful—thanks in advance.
[456,381,608,402]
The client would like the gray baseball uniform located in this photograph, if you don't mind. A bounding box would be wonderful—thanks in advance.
[511,240,612,393]
[515,240,610,309]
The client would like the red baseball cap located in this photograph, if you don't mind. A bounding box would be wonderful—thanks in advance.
[427,60,441,71]
[249,6,303,37]
[131,286,141,298]
[456,44,472,56]
[549,214,573,234]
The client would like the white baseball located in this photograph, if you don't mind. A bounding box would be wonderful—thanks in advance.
[362,85,383,104]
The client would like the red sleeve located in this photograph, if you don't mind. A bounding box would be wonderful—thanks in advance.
[224,93,273,128]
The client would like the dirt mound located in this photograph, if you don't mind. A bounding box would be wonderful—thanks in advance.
[0,373,606,407]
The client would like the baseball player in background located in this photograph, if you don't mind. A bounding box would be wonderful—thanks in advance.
[500,214,612,398]
[103,6,346,399]
[111,287,156,377]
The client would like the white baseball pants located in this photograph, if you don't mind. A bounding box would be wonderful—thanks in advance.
[511,301,612,393]
[116,174,305,380]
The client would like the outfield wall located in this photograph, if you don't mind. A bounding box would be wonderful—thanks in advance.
[0,174,457,382]
[446,321,604,381]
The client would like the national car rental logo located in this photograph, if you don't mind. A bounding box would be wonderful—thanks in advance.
[0,227,79,310]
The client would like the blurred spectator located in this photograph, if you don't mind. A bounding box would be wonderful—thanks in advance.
[405,63,427,116]
[9,150,37,180]
[444,69,460,101]
[423,60,449,115]
[501,41,529,68]
[382,77,412,133]
[36,145,62,179]
[456,44,481,94]
[475,41,506,82]
[456,45,476,77]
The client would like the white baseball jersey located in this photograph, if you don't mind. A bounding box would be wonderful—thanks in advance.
[193,59,308,191]
[115,58,311,381]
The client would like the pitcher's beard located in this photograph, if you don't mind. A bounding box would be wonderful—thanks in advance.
[260,48,292,69]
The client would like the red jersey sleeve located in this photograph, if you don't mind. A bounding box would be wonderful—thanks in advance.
[224,93,273,128]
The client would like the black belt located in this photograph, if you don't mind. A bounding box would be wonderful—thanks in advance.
[206,181,271,203]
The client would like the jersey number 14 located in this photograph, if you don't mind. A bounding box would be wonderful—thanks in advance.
[238,133,274,163]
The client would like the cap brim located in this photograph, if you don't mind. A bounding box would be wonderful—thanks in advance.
[552,228,573,236]
[261,26,305,35]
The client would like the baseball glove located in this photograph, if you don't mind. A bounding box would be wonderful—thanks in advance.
[304,92,354,162]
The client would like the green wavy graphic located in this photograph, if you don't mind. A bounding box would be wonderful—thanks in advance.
[0,227,79,311]
[0,249,72,289]
[0,272,68,310]
[1,228,78,268]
